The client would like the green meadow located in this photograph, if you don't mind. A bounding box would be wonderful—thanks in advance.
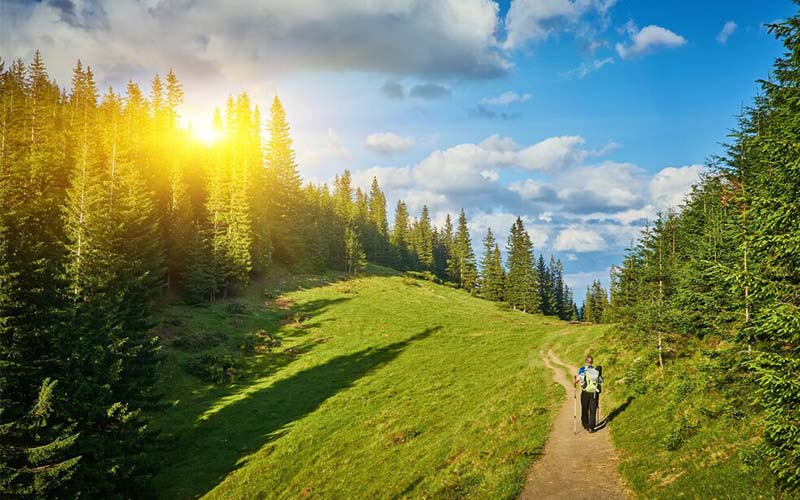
[151,267,575,498]
[150,267,776,498]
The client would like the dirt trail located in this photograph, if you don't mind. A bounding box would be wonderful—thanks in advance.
[519,350,627,499]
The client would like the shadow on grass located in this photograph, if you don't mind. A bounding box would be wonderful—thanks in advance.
[595,396,634,431]
[166,326,441,499]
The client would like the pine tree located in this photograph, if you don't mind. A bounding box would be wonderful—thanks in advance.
[537,254,555,315]
[367,177,389,264]
[552,257,566,319]
[479,228,504,301]
[412,205,434,270]
[60,66,162,496]
[505,217,538,312]
[391,200,413,269]
[447,209,477,291]
[265,95,303,266]
[0,52,80,498]
[344,224,367,275]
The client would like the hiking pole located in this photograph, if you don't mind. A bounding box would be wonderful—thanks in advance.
[573,381,579,435]
[597,365,603,423]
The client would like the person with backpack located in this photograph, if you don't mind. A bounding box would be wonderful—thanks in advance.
[573,355,602,432]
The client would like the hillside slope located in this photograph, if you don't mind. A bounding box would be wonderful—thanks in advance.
[150,267,602,498]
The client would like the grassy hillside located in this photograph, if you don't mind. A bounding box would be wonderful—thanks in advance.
[547,327,777,498]
[149,266,779,499]
[150,266,587,498]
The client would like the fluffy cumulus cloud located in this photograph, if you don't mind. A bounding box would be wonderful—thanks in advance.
[615,22,687,59]
[404,133,609,195]
[365,132,415,156]
[556,161,645,212]
[516,135,590,171]
[346,132,705,272]
[352,166,414,192]
[503,0,617,50]
[554,226,608,252]
[649,164,706,209]
[6,0,510,84]
[508,179,558,202]
[716,21,737,43]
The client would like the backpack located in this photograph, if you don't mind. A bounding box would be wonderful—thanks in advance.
[583,366,601,394]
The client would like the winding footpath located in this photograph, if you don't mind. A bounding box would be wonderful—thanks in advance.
[520,350,627,499]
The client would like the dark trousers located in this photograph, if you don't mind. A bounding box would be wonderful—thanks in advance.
[581,391,598,430]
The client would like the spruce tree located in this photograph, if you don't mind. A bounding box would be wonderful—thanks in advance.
[479,228,504,301]
[391,200,413,269]
[412,205,434,271]
[265,96,303,266]
[448,209,477,291]
[367,177,389,264]
[504,217,538,312]
[0,52,80,498]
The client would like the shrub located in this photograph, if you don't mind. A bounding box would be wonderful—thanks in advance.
[241,330,282,354]
[172,330,226,352]
[662,414,697,451]
[225,301,248,315]
[187,354,243,384]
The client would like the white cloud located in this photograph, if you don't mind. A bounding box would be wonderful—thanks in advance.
[404,133,611,195]
[615,23,687,59]
[6,0,510,85]
[563,57,614,79]
[516,136,589,171]
[351,166,414,191]
[479,134,519,151]
[554,226,608,252]
[412,143,509,193]
[365,132,415,156]
[716,21,737,43]
[503,0,616,50]
[557,161,646,212]
[481,91,532,106]
[649,164,706,210]
[404,189,451,214]
[508,179,557,202]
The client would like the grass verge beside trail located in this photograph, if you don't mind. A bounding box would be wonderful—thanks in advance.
[547,326,777,499]
[150,266,571,498]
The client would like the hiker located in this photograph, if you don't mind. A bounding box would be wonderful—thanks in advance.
[573,355,602,432]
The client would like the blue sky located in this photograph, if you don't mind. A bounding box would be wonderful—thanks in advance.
[2,0,796,295]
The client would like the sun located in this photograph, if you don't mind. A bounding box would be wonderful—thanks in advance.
[191,123,222,145]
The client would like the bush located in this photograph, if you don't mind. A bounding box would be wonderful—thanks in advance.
[667,377,696,413]
[187,354,243,384]
[172,330,226,352]
[241,330,282,354]
[225,301,248,315]
[662,414,697,451]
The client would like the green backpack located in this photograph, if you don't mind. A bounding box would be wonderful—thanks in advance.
[583,366,601,393]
